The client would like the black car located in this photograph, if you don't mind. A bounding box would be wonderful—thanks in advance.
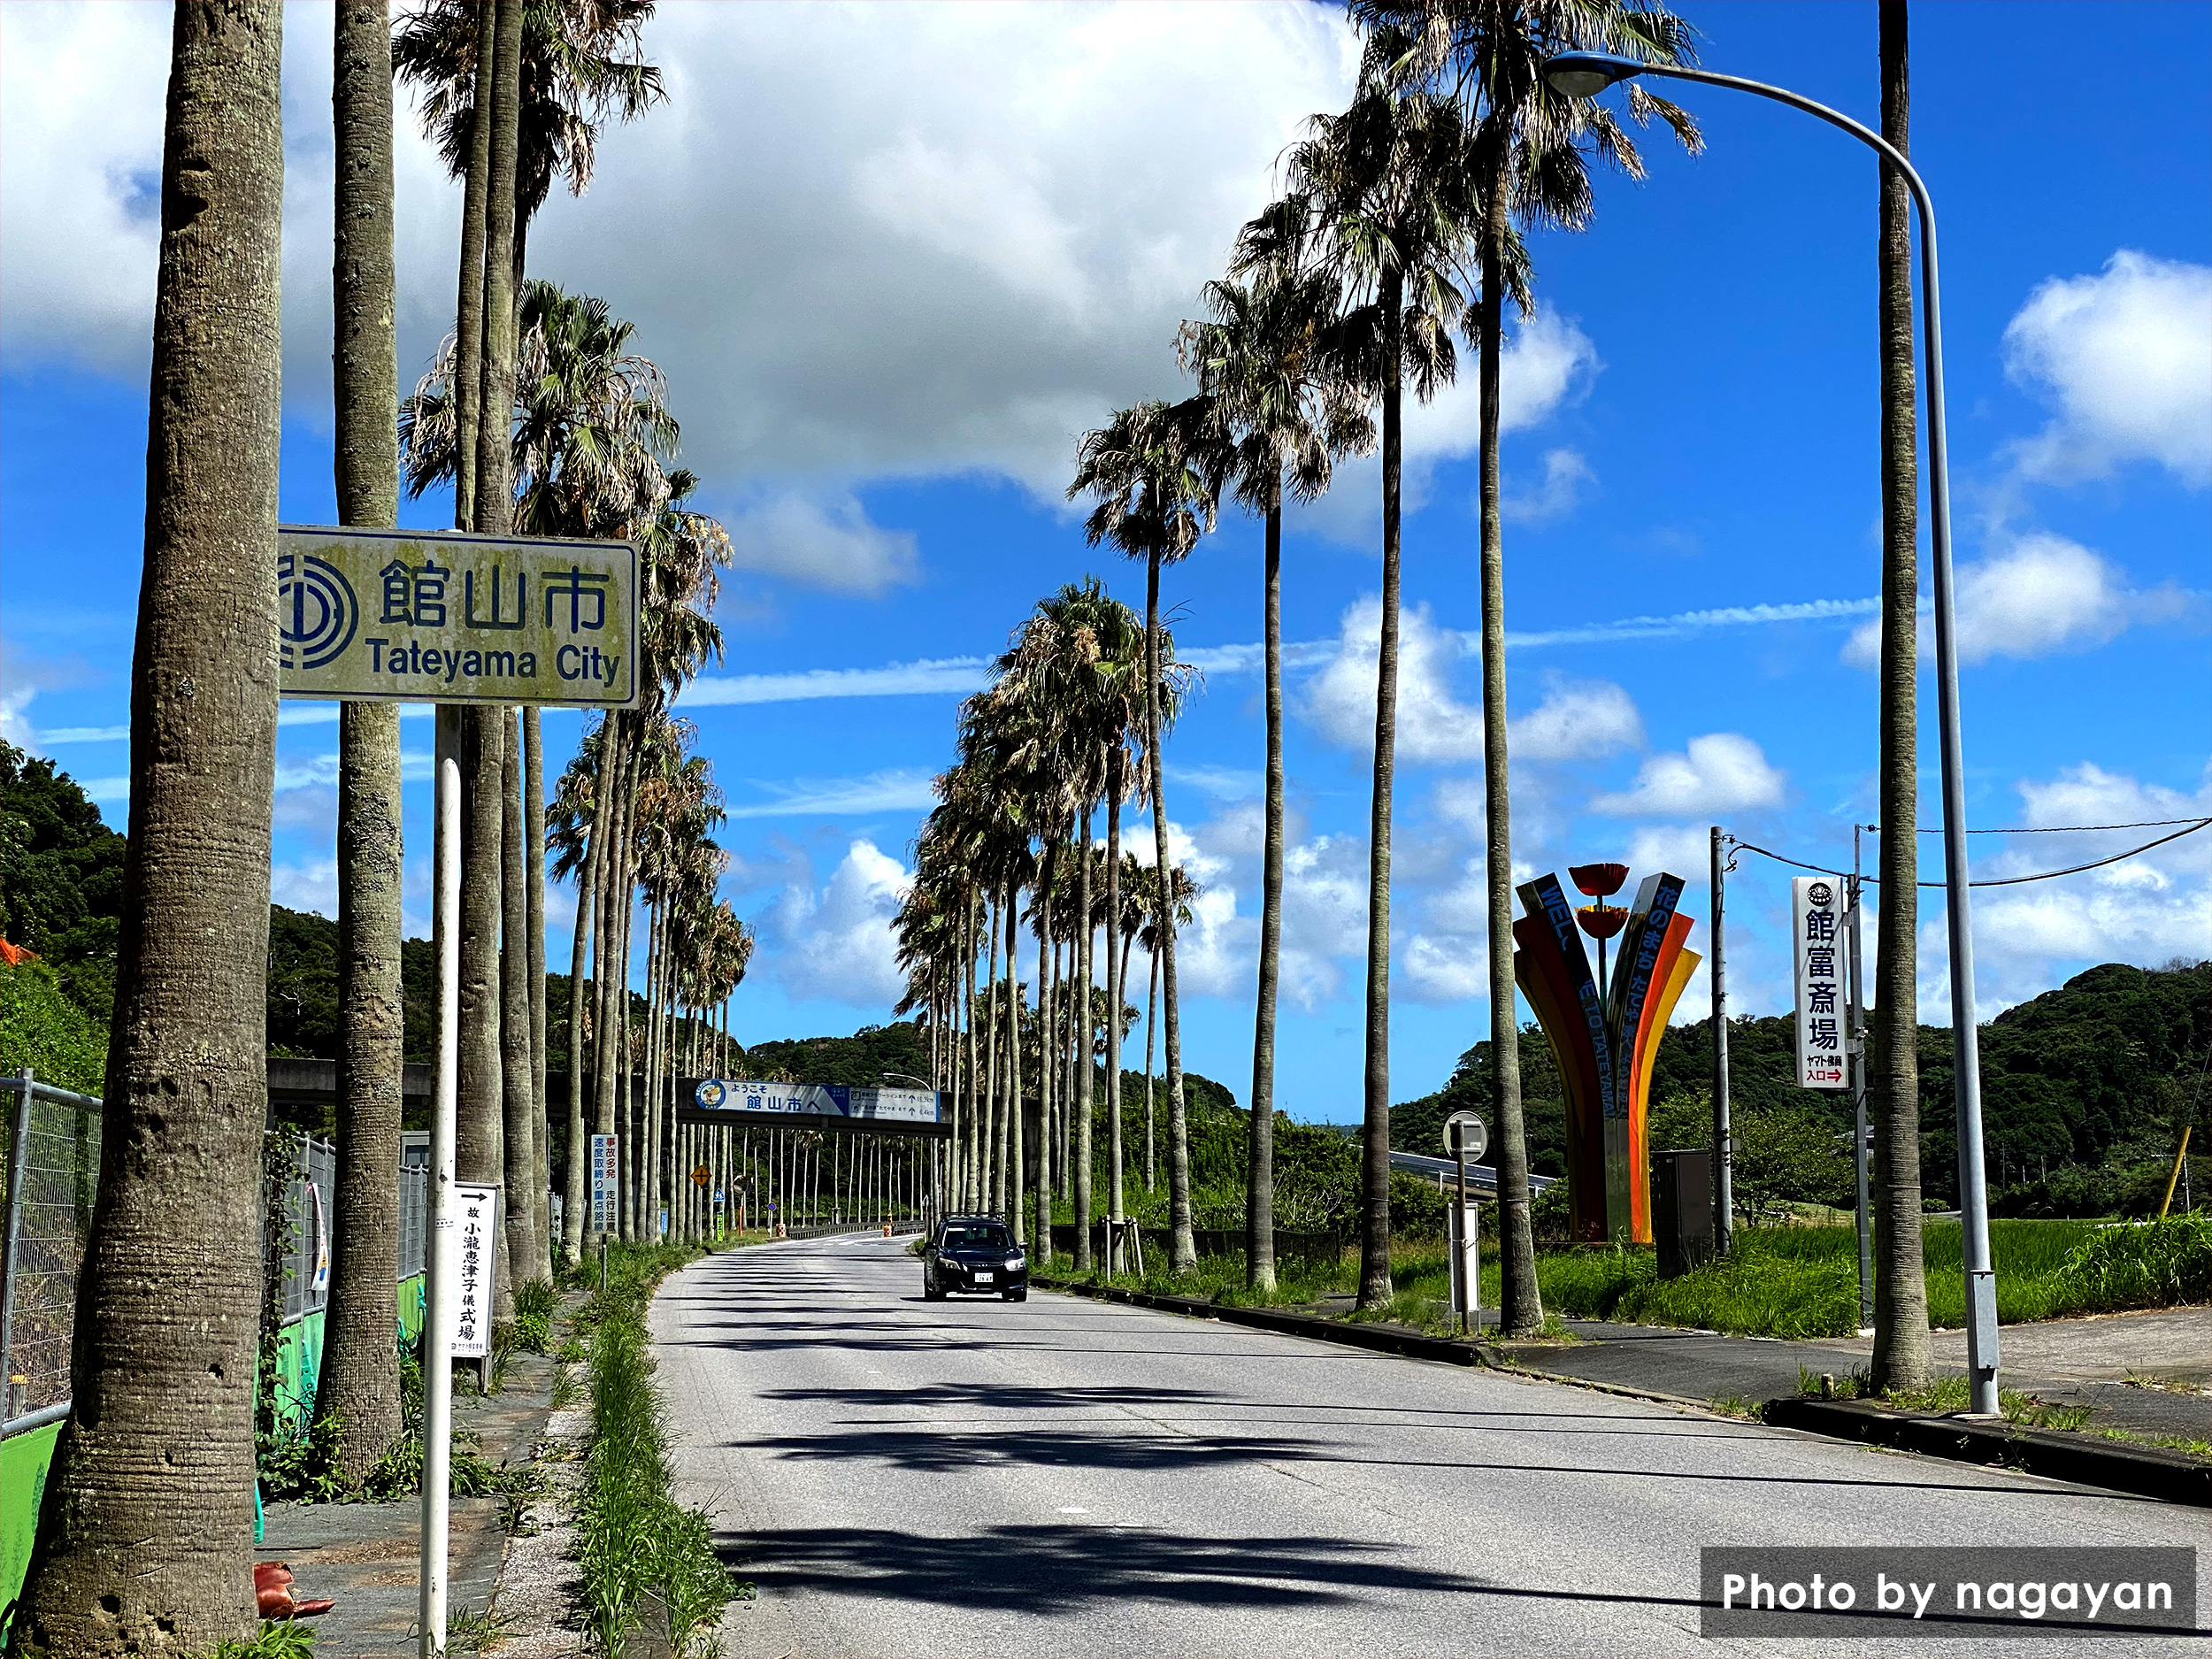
[922,1216,1028,1302]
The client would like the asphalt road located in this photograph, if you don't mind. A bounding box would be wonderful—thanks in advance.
[651,1233,2208,1658]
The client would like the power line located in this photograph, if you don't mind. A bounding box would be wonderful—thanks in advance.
[1726,817,2211,887]
[1891,817,2212,836]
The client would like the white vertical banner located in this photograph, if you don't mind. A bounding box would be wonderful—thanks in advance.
[449,1183,500,1359]
[1793,876,1847,1090]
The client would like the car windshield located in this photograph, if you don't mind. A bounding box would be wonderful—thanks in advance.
[939,1225,1012,1252]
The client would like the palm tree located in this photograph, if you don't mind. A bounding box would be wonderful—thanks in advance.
[14,4,283,1647]
[1180,265,1371,1291]
[1235,39,1483,1310]
[1352,0,1700,1335]
[319,0,407,1487]
[1870,0,1931,1394]
[1070,403,1217,1271]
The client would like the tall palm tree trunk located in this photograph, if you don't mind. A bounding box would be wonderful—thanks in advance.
[964,887,980,1210]
[1358,269,1405,1312]
[1074,810,1094,1266]
[16,4,283,1644]
[983,890,1001,1209]
[1248,494,1285,1292]
[320,0,404,1488]
[1106,766,1125,1222]
[1036,887,1054,1256]
[449,0,496,522]
[1007,888,1025,1245]
[525,708,550,1277]
[560,803,599,1263]
[1479,161,1542,1337]
[458,709,509,1311]
[1144,945,1157,1188]
[500,710,540,1288]
[469,0,522,541]
[1147,549,1196,1272]
[1871,0,1932,1394]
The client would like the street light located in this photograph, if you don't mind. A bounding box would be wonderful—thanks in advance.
[881,1071,932,1090]
[1541,50,2001,1414]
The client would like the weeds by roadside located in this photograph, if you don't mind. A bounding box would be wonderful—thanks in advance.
[1793,1363,2095,1431]
[2097,1426,2212,1462]
[572,1240,742,1657]
[196,1620,318,1659]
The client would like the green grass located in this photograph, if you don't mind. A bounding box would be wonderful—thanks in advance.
[576,1240,741,1659]
[1050,1213,2212,1343]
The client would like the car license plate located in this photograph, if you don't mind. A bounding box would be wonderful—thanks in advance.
[973,1271,994,1284]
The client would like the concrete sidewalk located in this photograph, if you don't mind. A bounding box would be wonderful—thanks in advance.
[1493,1305,2210,1442]
[256,1345,560,1656]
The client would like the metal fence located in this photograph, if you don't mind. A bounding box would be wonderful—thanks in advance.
[1,1071,103,1424]
[273,1132,338,1327]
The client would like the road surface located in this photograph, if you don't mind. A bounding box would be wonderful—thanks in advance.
[650,1232,2207,1658]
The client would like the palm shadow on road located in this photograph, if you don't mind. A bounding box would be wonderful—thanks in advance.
[715,1525,1486,1614]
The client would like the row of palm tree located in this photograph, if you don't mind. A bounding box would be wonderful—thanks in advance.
[895,578,1204,1268]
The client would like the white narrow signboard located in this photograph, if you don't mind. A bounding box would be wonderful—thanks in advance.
[590,1133,618,1232]
[449,1183,500,1360]
[1793,877,1847,1091]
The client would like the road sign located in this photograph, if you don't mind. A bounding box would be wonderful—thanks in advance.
[589,1133,618,1230]
[1442,1111,1487,1162]
[691,1164,710,1187]
[1792,877,1847,1090]
[449,1183,499,1361]
[276,524,638,708]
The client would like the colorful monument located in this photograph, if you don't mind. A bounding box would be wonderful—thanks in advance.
[1512,864,1701,1245]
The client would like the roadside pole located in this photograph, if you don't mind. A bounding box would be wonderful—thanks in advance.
[421,705,461,1655]
[1710,826,1733,1256]
[1850,826,1873,1333]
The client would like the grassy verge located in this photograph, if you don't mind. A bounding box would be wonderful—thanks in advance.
[571,1240,744,1658]
[1043,1213,2210,1342]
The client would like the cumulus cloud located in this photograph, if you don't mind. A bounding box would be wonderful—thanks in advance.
[1592,733,1785,818]
[757,838,911,1008]
[1508,674,1642,763]
[722,492,920,595]
[2003,250,2212,486]
[1304,596,1483,764]
[1841,534,2192,667]
[271,859,340,918]
[1502,448,1595,524]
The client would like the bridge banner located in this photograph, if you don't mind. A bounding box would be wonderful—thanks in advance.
[692,1079,942,1125]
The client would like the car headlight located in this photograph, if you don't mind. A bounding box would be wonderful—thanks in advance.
[1005,1256,1025,1271]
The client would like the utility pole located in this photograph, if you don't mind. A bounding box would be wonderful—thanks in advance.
[1709,826,1733,1256]
[1850,825,1873,1333]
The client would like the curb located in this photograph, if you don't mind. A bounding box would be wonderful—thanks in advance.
[1033,1272,1501,1368]
[1763,1395,2211,1508]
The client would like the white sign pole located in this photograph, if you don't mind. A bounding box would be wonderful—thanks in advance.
[420,707,462,1658]
[1792,877,1848,1092]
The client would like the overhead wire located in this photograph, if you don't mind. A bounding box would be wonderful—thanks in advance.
[1724,817,2211,887]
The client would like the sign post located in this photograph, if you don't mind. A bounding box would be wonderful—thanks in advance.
[279,526,635,1659]
[1791,878,1848,1093]
[1442,1112,1486,1335]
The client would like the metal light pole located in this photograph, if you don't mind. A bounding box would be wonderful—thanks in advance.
[1544,51,2000,1413]
[1709,826,1732,1257]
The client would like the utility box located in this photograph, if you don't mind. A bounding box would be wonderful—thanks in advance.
[1651,1148,1713,1279]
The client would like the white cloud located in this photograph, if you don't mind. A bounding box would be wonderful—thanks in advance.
[0,684,37,753]
[757,838,911,1009]
[1169,764,1263,802]
[1286,311,1601,545]
[724,769,939,819]
[681,655,988,709]
[1508,674,1642,763]
[1502,447,1594,524]
[722,492,920,595]
[1623,824,1714,878]
[1592,733,1785,818]
[2003,250,2212,486]
[1403,929,1489,1003]
[271,859,340,917]
[1304,595,1484,764]
[1841,534,2191,667]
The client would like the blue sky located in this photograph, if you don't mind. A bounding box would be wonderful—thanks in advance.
[4,2,2207,1122]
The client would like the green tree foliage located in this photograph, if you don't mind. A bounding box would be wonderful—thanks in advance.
[733,1021,933,1088]
[0,957,109,1094]
[0,740,127,1025]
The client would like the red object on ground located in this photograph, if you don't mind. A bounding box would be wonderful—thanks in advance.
[1567,862,1629,898]
[0,939,38,967]
[254,1561,335,1620]
[1576,903,1627,941]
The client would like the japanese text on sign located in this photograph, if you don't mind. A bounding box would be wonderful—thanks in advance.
[589,1133,618,1232]
[1793,877,1848,1091]
[276,525,638,708]
[449,1182,499,1359]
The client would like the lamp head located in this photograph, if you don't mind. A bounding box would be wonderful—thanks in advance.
[1541,51,1646,98]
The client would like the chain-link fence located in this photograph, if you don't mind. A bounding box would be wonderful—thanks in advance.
[1,1071,103,1424]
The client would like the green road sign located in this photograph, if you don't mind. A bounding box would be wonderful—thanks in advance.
[277,525,638,708]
